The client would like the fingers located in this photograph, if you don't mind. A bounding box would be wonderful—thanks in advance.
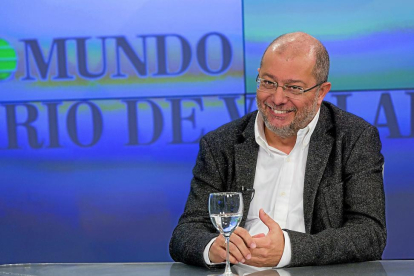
[252,233,266,238]
[210,244,240,264]
[249,247,270,258]
[245,246,282,267]
[251,230,283,248]
[244,247,275,267]
[252,235,271,248]
[259,209,278,231]
[233,227,257,249]
[209,227,257,264]
[208,235,246,264]
[230,227,258,262]
[208,236,226,263]
[244,253,267,267]
[229,233,251,261]
[216,241,243,264]
[209,223,282,266]
[228,240,247,263]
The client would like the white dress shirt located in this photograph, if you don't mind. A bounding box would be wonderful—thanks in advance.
[204,109,320,268]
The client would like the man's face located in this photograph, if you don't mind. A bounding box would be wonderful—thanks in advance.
[256,49,328,138]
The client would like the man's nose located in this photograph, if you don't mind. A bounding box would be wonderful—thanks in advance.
[271,86,289,105]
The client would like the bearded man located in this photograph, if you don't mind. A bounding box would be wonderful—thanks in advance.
[169,32,386,268]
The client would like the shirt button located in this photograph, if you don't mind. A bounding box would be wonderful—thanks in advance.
[281,192,286,196]
[287,157,291,162]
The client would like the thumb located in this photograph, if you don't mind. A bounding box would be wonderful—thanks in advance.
[259,208,278,231]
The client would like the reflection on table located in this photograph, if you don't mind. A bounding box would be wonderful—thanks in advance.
[0,260,412,276]
[231,261,386,276]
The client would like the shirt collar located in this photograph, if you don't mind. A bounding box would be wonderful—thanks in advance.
[254,108,321,154]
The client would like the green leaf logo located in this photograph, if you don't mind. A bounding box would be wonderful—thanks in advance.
[0,39,17,81]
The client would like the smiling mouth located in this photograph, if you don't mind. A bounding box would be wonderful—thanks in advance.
[265,103,295,115]
[272,109,291,114]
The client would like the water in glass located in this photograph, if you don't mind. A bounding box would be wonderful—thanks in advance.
[209,192,243,276]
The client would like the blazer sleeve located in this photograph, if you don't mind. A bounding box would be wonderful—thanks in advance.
[285,125,386,267]
[169,136,225,267]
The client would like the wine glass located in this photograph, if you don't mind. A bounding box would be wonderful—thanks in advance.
[209,192,243,276]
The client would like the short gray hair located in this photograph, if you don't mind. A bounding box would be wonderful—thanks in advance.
[313,43,330,83]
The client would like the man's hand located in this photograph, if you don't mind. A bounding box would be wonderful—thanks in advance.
[244,209,285,267]
[208,227,259,264]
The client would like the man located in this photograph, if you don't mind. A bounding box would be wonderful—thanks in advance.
[169,32,386,268]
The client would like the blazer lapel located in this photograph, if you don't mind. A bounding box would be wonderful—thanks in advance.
[234,112,259,224]
[303,104,334,233]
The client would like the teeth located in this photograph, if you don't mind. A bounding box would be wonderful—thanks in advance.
[264,103,293,114]
[272,109,289,114]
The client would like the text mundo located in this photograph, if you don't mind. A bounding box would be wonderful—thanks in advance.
[19,32,233,81]
[0,93,413,149]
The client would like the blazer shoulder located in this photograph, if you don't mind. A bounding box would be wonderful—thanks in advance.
[202,111,257,145]
[322,101,377,135]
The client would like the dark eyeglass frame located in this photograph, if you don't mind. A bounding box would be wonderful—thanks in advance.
[256,75,326,95]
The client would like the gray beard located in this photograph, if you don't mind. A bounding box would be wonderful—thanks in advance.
[257,93,319,139]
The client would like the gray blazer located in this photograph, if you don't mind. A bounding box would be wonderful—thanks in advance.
[169,101,386,268]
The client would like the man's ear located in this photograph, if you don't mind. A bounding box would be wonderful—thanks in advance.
[317,82,331,105]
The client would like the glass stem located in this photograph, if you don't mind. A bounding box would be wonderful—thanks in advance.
[224,235,232,275]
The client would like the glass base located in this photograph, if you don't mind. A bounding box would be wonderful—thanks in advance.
[218,273,238,276]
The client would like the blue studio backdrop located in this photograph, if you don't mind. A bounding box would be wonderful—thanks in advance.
[1,0,414,263]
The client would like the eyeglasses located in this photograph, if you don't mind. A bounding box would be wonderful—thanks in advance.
[256,75,325,97]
